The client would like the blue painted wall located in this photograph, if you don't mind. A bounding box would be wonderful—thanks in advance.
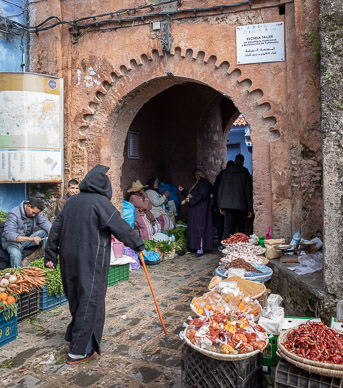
[0,0,28,211]
[227,126,253,174]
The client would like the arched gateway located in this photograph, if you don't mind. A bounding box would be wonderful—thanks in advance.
[76,48,290,237]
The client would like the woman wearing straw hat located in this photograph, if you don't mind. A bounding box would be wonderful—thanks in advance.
[128,180,161,240]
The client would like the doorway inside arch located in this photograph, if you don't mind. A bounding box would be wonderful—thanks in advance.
[120,81,254,235]
[120,81,247,194]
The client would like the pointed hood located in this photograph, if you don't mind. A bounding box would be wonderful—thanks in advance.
[79,164,112,199]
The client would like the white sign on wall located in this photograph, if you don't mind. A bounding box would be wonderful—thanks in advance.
[236,22,285,65]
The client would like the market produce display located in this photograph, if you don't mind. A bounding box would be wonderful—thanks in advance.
[192,289,262,321]
[222,233,249,244]
[0,291,17,320]
[0,268,46,295]
[221,253,264,266]
[144,227,187,255]
[0,210,7,223]
[218,258,262,273]
[215,276,266,298]
[185,314,267,355]
[222,242,266,256]
[30,258,64,297]
[281,321,343,364]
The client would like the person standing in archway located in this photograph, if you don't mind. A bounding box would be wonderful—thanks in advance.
[179,169,213,257]
[218,154,253,238]
[213,160,234,250]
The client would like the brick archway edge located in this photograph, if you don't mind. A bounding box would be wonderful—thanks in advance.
[76,48,288,236]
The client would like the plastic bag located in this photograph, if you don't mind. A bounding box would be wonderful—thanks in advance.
[123,246,140,270]
[122,199,135,229]
[159,183,180,211]
[288,252,323,275]
[142,250,161,265]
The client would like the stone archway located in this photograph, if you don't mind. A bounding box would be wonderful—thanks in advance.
[76,48,289,236]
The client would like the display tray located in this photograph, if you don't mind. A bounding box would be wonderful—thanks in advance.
[278,329,343,378]
[183,329,267,361]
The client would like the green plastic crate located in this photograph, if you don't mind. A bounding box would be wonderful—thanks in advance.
[263,335,279,367]
[108,264,129,286]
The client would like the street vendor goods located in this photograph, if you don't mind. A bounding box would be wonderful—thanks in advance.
[280,321,343,365]
[184,314,267,356]
[222,242,266,256]
[191,289,261,321]
[0,268,46,295]
[0,291,17,319]
[221,252,265,266]
[209,276,266,298]
[218,258,262,273]
[222,233,249,244]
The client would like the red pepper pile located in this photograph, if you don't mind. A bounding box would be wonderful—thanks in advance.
[283,321,343,364]
[223,233,249,244]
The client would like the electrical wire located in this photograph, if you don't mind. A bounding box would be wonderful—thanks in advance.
[0,0,252,34]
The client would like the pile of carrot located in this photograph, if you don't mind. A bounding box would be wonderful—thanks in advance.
[6,268,47,295]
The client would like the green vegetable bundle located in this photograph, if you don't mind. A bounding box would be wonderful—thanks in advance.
[30,258,64,298]
[0,210,8,223]
[144,226,187,254]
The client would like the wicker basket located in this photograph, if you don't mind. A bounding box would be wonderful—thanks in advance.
[277,329,343,378]
[208,277,266,298]
[183,330,267,361]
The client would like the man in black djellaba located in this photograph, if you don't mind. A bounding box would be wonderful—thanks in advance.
[45,164,145,364]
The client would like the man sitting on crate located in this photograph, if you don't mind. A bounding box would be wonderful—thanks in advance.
[1,198,52,268]
[44,165,145,365]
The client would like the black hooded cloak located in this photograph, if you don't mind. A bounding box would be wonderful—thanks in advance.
[45,165,145,355]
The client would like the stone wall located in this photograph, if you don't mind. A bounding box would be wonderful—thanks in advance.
[28,0,322,240]
[320,0,343,299]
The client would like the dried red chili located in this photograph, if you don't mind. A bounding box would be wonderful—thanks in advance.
[223,233,250,244]
[282,321,343,364]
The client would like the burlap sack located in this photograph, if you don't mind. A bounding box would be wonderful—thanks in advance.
[264,238,286,259]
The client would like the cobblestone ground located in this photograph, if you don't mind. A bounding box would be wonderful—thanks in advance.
[0,251,220,387]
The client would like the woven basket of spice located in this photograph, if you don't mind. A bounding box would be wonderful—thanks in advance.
[208,275,266,301]
[278,322,343,378]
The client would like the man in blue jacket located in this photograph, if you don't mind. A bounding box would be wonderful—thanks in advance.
[2,198,52,268]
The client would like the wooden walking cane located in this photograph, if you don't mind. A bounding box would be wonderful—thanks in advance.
[139,251,168,337]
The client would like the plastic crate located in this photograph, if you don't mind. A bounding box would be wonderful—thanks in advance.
[108,264,129,286]
[39,286,68,312]
[263,335,280,367]
[17,289,40,321]
[181,344,263,388]
[275,359,342,388]
[0,312,18,347]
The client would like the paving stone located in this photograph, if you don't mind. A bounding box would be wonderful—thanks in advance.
[129,366,162,384]
[68,370,104,387]
[128,332,154,343]
[7,374,43,387]
[158,337,183,350]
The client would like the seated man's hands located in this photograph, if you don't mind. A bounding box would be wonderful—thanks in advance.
[32,236,42,245]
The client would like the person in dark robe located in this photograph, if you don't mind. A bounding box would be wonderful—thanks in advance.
[218,154,253,238]
[44,165,145,365]
[213,160,234,251]
[178,169,213,256]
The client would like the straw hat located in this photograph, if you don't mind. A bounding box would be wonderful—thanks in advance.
[127,180,148,193]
